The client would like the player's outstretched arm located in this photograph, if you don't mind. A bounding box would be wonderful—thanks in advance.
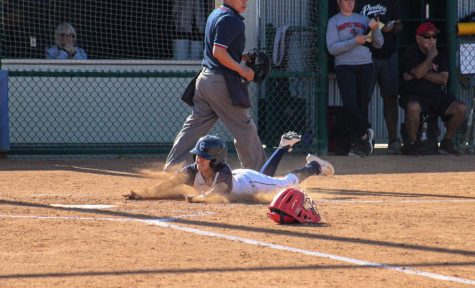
[123,173,187,200]
[185,182,229,203]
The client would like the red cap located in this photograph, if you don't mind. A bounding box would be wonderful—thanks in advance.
[416,22,440,35]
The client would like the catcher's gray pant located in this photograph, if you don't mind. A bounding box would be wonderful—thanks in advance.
[164,70,267,171]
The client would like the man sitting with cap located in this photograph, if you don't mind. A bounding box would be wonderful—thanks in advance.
[399,21,467,155]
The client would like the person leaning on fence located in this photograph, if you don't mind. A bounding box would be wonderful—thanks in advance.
[124,132,334,203]
[164,0,267,172]
[46,22,87,60]
[399,22,467,156]
[356,0,403,154]
[326,0,384,157]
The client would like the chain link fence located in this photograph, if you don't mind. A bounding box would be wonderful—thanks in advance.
[455,35,475,153]
[257,27,318,150]
[256,0,320,151]
[453,2,475,153]
[3,0,322,156]
[7,69,257,155]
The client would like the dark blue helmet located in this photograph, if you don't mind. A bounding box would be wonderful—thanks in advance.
[190,135,227,164]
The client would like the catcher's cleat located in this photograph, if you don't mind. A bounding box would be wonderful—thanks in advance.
[306,154,335,176]
[279,131,301,151]
[123,191,142,200]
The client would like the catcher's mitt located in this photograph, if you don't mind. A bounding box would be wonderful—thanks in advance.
[246,48,271,84]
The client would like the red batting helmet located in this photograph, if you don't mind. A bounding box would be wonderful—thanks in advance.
[267,188,321,224]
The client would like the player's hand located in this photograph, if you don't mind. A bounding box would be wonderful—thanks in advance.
[368,19,379,31]
[123,190,142,200]
[239,65,254,82]
[184,194,206,203]
[402,72,415,81]
[382,20,395,33]
[355,35,367,45]
[428,46,438,59]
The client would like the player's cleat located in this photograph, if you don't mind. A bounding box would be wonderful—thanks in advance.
[306,154,335,176]
[279,131,301,151]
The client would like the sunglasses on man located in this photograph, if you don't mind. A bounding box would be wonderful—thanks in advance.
[421,34,437,40]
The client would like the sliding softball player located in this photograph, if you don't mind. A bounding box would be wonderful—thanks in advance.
[124,132,334,202]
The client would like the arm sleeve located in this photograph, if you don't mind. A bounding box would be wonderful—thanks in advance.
[326,17,358,55]
[180,164,198,186]
[73,47,87,60]
[214,16,243,49]
[215,163,233,193]
[371,26,384,49]
[46,46,67,59]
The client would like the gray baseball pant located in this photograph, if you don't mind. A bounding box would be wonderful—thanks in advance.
[164,70,267,171]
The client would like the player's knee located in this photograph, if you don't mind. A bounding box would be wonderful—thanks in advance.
[405,101,421,115]
[446,101,467,117]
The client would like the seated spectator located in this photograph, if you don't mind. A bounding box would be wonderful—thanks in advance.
[46,22,87,60]
[399,22,467,155]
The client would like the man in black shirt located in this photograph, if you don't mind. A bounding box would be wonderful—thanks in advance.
[399,22,467,155]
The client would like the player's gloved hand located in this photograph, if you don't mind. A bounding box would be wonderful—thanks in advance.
[184,194,206,203]
[123,191,142,200]
[245,48,271,83]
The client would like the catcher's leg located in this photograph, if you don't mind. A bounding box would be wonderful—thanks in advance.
[164,74,218,172]
[202,73,267,170]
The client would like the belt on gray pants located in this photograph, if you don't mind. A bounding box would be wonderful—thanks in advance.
[202,67,224,75]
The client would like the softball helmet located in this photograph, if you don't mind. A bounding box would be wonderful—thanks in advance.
[268,188,321,224]
[190,135,227,165]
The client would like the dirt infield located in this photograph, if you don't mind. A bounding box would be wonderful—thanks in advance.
[1,153,474,288]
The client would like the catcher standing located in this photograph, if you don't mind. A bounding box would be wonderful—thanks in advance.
[164,0,267,172]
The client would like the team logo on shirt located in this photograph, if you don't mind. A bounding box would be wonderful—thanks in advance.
[338,22,365,31]
[360,4,387,17]
[431,63,439,72]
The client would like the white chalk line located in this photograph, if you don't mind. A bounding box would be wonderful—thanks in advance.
[13,195,475,205]
[49,204,115,209]
[0,212,214,223]
[1,213,474,286]
[54,164,142,177]
[151,220,475,286]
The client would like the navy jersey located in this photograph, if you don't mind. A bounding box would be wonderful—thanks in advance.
[202,4,246,71]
